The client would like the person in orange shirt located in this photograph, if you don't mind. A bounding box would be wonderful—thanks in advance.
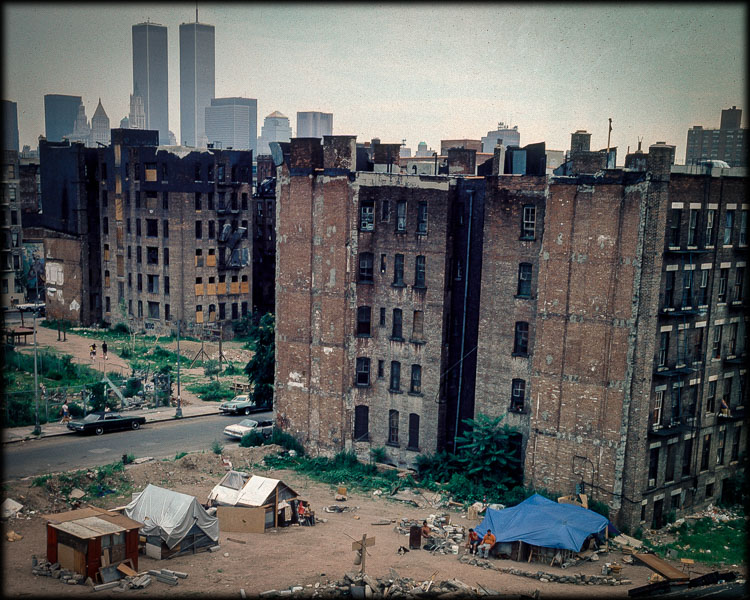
[478,529,496,558]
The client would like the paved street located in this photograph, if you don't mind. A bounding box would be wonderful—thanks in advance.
[2,411,272,480]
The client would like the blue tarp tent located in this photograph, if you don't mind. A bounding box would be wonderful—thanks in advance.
[474,494,609,552]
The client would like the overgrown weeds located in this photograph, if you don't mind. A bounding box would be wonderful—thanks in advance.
[646,516,746,566]
[186,380,234,402]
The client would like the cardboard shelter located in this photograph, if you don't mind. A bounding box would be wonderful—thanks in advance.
[42,507,142,581]
[213,475,298,533]
[474,494,609,563]
[207,470,249,506]
[123,484,219,559]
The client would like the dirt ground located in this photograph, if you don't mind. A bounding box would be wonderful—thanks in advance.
[2,444,710,600]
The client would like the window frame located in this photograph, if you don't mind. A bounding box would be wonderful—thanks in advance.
[409,364,422,395]
[517,263,532,297]
[389,361,401,392]
[521,205,536,240]
[357,306,371,337]
[513,321,529,356]
[358,252,374,283]
[355,357,371,387]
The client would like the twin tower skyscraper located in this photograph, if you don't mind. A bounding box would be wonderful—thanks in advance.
[132,18,214,147]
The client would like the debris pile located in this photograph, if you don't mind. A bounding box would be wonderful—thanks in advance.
[457,556,633,587]
[395,513,466,554]
[259,570,496,597]
[31,561,84,584]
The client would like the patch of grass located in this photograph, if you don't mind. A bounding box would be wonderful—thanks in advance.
[32,474,52,488]
[646,516,746,566]
[370,446,387,463]
[174,452,188,461]
[186,380,234,402]
[211,439,224,455]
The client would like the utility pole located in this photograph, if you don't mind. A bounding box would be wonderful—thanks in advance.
[175,320,183,418]
[32,307,41,436]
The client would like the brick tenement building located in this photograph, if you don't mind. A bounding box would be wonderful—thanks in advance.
[275,135,747,531]
[98,129,254,336]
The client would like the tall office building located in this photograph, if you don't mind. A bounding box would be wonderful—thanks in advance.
[91,99,110,147]
[481,122,521,153]
[179,21,215,147]
[685,106,747,167]
[296,111,333,139]
[257,111,292,155]
[67,101,91,145]
[1,100,19,151]
[129,90,146,130]
[205,97,257,153]
[44,94,82,142]
[132,22,169,144]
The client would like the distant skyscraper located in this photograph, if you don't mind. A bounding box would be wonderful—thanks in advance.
[257,111,292,155]
[180,21,215,147]
[685,106,747,167]
[132,22,169,144]
[481,122,520,153]
[91,99,110,147]
[120,116,130,129]
[44,94,82,142]
[296,111,333,139]
[1,100,19,151]
[205,97,257,153]
[67,101,91,145]
[129,91,146,130]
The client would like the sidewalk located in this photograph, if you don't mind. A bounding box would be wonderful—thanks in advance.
[2,400,222,445]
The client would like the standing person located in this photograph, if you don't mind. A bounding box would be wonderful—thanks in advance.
[303,503,315,526]
[466,528,480,555]
[102,340,108,361]
[298,501,307,525]
[89,343,96,361]
[478,529,496,559]
[60,402,70,423]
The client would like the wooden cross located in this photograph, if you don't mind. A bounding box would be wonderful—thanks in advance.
[352,534,375,574]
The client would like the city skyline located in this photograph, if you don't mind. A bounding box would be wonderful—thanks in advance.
[3,4,746,161]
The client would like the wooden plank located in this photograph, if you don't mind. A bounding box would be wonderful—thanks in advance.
[352,537,376,550]
[633,553,689,581]
[217,506,266,534]
[117,562,138,577]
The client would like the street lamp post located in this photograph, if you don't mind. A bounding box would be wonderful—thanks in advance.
[175,319,182,418]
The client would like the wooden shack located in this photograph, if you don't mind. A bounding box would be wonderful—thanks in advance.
[216,475,298,533]
[42,507,142,581]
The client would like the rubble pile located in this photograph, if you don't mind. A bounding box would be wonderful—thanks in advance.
[29,559,188,591]
[457,556,632,586]
[395,513,466,554]
[260,570,495,598]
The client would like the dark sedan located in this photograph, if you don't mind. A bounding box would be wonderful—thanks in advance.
[67,411,146,436]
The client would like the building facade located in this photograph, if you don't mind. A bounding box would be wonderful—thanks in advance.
[97,129,254,337]
[43,94,82,142]
[296,111,333,139]
[90,99,111,147]
[205,97,257,153]
[1,150,25,308]
[481,122,521,153]
[685,106,747,168]
[132,22,170,145]
[179,21,215,147]
[257,111,292,156]
[274,134,747,532]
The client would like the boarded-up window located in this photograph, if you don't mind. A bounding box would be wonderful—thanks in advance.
[354,405,369,441]
[116,255,124,277]
[408,413,419,450]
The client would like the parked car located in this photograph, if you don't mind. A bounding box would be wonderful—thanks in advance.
[67,411,146,436]
[223,418,274,440]
[219,395,270,415]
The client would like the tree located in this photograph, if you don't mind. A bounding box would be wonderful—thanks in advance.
[453,413,522,491]
[244,313,275,408]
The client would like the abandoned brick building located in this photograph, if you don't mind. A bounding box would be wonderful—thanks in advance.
[97,129,257,336]
[274,134,747,532]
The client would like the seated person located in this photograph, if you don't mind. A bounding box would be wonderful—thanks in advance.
[421,520,434,547]
[466,528,480,555]
[478,529,496,558]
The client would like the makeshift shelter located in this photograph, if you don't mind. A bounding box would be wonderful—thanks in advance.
[215,475,298,533]
[123,484,219,559]
[207,470,249,506]
[474,494,609,563]
[42,506,142,581]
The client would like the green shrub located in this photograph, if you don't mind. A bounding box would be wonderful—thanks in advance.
[123,378,142,398]
[211,439,224,455]
[186,381,234,402]
[589,498,611,519]
[112,323,130,334]
[174,452,188,461]
[32,474,52,487]
[240,430,266,448]
[370,446,387,463]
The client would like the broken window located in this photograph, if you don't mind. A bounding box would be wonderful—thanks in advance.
[658,331,670,366]
[513,322,529,356]
[700,434,711,471]
[354,405,369,441]
[664,271,675,308]
[669,209,681,246]
[146,247,158,265]
[699,269,709,305]
[148,301,159,319]
[407,413,419,450]
[396,201,407,232]
[196,220,203,240]
[724,210,734,245]
[414,256,426,288]
[416,202,428,234]
[388,409,399,445]
[392,309,403,340]
[704,209,715,246]
[381,199,390,222]
[410,364,421,394]
[147,274,159,294]
[682,439,693,477]
[163,219,169,238]
[706,380,717,413]
[146,219,158,237]
[688,209,699,245]
[358,252,374,283]
[412,310,424,341]
[393,254,404,286]
[517,263,532,297]
[648,447,659,484]
[652,389,663,428]
[717,429,726,465]
[390,361,401,392]
[136,218,141,237]
[665,443,676,482]
[712,325,722,358]
[356,357,370,387]
[681,270,693,308]
[521,205,536,240]
[378,360,385,378]
[718,268,728,302]
[510,379,526,412]
[379,307,386,327]
[360,200,375,231]
[734,267,745,302]
[731,426,741,461]
[357,306,371,336]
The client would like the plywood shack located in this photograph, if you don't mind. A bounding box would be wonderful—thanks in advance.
[42,507,142,581]
[216,475,298,532]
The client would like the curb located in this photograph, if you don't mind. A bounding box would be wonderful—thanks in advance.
[2,410,221,445]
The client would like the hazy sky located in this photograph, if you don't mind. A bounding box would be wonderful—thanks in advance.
[3,3,746,163]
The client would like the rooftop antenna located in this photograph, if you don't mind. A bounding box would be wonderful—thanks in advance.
[401,138,406,147]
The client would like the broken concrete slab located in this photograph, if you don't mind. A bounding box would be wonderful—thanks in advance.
[94,581,121,591]
[1,498,23,518]
[69,488,85,499]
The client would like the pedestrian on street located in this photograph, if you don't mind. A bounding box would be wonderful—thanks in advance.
[89,343,96,361]
[60,402,70,423]
[102,340,108,361]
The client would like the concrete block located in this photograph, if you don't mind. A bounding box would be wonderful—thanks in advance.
[94,581,121,591]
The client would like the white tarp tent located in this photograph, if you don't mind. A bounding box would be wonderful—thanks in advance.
[234,475,298,507]
[207,470,249,506]
[124,484,219,549]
